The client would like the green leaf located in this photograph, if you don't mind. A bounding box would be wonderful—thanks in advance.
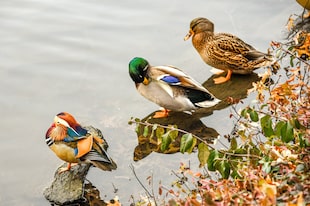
[149,124,158,138]
[281,121,294,143]
[231,169,242,179]
[260,115,274,137]
[250,146,261,156]
[288,46,294,51]
[260,104,268,110]
[290,55,295,67]
[298,133,305,147]
[241,108,249,118]
[180,133,195,154]
[143,126,149,137]
[189,137,197,153]
[169,128,178,140]
[135,124,142,135]
[275,121,285,137]
[198,143,210,167]
[160,132,172,151]
[249,110,259,122]
[217,161,231,179]
[262,162,271,173]
[155,127,165,139]
[207,150,219,171]
[235,148,247,154]
[275,49,282,58]
[152,124,158,132]
[290,118,302,129]
[230,137,238,150]
[238,130,247,142]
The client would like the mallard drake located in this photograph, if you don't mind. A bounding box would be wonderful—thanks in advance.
[128,57,220,118]
[184,17,273,84]
[45,112,117,173]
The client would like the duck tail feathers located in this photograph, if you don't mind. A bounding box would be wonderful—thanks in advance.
[246,51,275,67]
[195,97,220,108]
[81,141,117,171]
[90,159,117,171]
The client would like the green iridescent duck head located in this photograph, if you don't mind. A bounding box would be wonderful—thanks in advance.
[129,57,150,84]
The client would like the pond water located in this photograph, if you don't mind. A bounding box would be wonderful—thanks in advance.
[0,0,301,205]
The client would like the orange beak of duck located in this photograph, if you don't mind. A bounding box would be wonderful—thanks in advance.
[184,29,194,41]
[142,77,149,85]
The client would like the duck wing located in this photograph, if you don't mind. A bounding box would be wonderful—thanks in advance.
[213,33,271,61]
[80,139,117,171]
[205,33,272,70]
[150,65,209,93]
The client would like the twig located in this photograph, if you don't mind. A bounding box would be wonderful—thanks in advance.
[112,183,118,193]
[275,41,310,66]
[129,164,158,206]
[222,151,261,160]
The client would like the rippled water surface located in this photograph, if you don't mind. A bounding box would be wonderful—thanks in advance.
[0,0,301,205]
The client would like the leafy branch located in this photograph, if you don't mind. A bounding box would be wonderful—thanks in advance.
[129,12,310,205]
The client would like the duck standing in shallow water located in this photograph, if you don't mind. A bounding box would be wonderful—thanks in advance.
[45,112,117,173]
[128,57,220,118]
[184,17,273,84]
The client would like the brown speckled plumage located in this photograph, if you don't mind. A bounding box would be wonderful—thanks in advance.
[185,17,273,83]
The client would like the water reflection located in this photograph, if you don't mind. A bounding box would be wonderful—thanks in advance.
[83,181,120,206]
[133,112,218,161]
[133,73,260,161]
[0,0,298,204]
[71,181,119,206]
[196,72,260,117]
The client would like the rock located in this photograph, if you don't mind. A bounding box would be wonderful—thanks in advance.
[43,125,117,205]
[43,163,91,205]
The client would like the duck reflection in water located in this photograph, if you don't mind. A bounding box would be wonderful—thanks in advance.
[132,72,261,161]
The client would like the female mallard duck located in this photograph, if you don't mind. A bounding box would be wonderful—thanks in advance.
[184,17,273,84]
[45,112,117,173]
[128,57,220,118]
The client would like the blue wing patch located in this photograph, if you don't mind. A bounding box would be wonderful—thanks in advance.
[63,127,88,142]
[76,126,88,136]
[63,136,78,142]
[161,75,180,85]
[67,127,81,137]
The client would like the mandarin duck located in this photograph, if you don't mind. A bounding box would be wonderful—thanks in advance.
[128,57,220,118]
[184,17,273,84]
[45,112,117,173]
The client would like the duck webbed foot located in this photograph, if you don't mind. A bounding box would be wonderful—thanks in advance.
[153,109,170,118]
[213,70,232,84]
[58,163,78,173]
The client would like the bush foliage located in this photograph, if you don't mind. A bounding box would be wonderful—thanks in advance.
[128,13,310,206]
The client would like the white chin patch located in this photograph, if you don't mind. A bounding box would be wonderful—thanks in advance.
[54,116,70,127]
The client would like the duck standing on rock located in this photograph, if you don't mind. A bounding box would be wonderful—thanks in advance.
[129,57,220,118]
[45,112,117,173]
[184,17,274,84]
